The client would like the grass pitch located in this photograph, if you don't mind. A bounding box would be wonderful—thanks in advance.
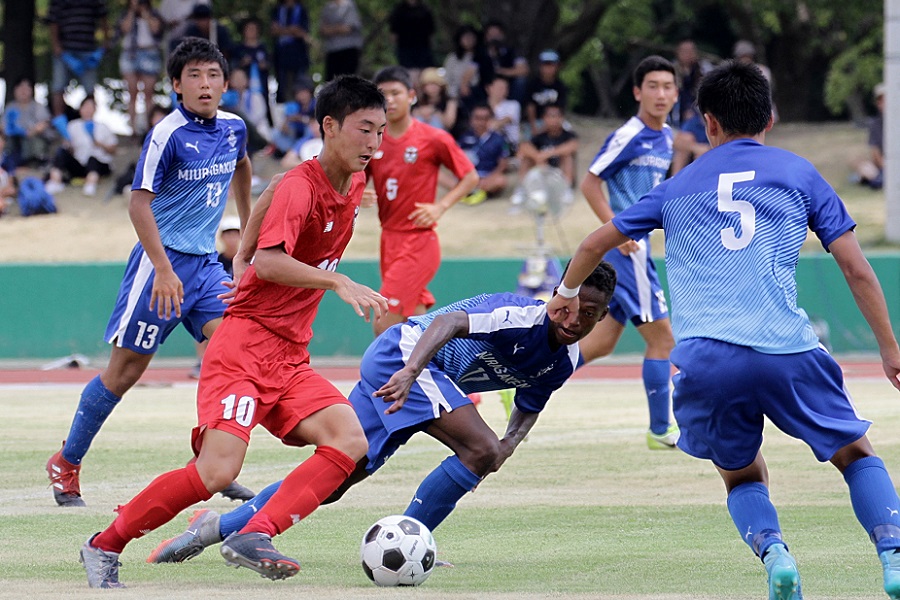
[2,375,899,599]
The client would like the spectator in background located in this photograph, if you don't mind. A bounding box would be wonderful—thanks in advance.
[0,133,16,216]
[179,4,233,61]
[853,82,885,190]
[231,17,272,125]
[525,50,568,138]
[117,0,164,136]
[457,103,510,205]
[669,39,714,175]
[512,103,578,206]
[486,76,521,152]
[412,67,459,133]
[280,118,323,169]
[273,78,316,155]
[271,0,311,103]
[319,0,364,81]
[47,0,110,116]
[45,96,117,197]
[158,0,205,51]
[442,24,493,111]
[483,21,529,104]
[733,39,777,122]
[222,68,272,152]
[3,76,53,168]
[389,0,435,78]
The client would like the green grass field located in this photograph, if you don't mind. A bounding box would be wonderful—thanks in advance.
[3,376,900,599]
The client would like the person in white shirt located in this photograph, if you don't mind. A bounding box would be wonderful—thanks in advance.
[46,96,117,196]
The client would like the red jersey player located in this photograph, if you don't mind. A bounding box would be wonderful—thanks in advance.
[367,66,478,336]
[79,75,389,588]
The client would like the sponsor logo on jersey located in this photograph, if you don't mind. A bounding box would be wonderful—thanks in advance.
[185,141,201,153]
[324,221,334,233]
[177,159,238,181]
[512,343,524,354]
[535,363,555,377]
[227,127,237,149]
[404,146,418,164]
[473,351,530,388]
[641,141,654,149]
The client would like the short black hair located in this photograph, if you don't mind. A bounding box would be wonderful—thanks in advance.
[373,66,413,91]
[633,55,676,88]
[13,75,34,89]
[315,74,385,128]
[581,261,617,301]
[697,59,772,137]
[470,103,493,117]
[167,37,229,82]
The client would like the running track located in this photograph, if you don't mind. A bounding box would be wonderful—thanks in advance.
[0,359,888,385]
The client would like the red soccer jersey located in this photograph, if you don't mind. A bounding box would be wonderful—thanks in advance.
[226,159,364,347]
[366,119,474,233]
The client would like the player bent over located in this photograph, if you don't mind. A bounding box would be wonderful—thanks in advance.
[147,265,616,564]
[46,38,255,507]
[547,60,900,600]
[79,75,389,588]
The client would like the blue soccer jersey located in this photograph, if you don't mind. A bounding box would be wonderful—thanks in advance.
[407,292,582,412]
[612,138,856,353]
[588,116,673,214]
[133,104,247,255]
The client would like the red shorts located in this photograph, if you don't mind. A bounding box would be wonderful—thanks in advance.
[379,229,439,317]
[192,316,350,453]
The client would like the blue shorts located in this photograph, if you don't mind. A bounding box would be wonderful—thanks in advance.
[602,238,668,326]
[348,324,473,474]
[671,338,870,470]
[118,48,162,77]
[104,243,230,354]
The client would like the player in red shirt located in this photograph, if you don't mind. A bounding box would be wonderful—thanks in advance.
[78,75,389,589]
[366,66,478,336]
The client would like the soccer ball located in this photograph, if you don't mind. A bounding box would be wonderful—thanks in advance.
[360,515,437,586]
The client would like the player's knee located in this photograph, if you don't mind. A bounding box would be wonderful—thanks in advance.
[333,430,368,462]
[197,464,242,494]
[463,436,502,477]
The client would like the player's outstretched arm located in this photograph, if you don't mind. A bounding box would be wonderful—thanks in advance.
[254,246,388,321]
[547,221,630,322]
[830,231,900,390]
[492,404,540,471]
[129,189,183,319]
[375,312,469,414]
[408,169,479,228]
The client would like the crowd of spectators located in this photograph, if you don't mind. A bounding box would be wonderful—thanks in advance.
[5,0,876,216]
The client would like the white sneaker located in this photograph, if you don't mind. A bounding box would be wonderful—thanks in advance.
[45,181,65,195]
[83,182,97,196]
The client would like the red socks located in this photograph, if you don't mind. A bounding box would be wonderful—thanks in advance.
[93,462,212,554]
[240,446,356,537]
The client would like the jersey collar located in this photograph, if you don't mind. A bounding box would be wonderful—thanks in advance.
[179,104,217,128]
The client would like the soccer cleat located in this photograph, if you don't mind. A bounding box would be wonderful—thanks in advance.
[880,548,900,598]
[646,423,681,450]
[461,189,487,206]
[81,533,126,589]
[220,480,256,502]
[46,441,86,507]
[147,509,222,564]
[763,543,801,600]
[220,532,300,580]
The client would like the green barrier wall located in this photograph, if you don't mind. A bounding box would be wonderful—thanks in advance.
[1,255,898,360]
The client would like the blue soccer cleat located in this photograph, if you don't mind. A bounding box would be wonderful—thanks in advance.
[880,549,900,598]
[763,543,802,600]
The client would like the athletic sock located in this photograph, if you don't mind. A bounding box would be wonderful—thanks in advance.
[643,358,671,435]
[843,456,900,553]
[240,446,355,537]
[727,481,784,559]
[404,455,481,531]
[93,462,212,554]
[219,480,283,538]
[62,375,121,464]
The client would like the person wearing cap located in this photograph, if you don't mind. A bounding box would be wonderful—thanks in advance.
[180,4,234,61]
[853,83,885,190]
[733,39,777,122]
[413,67,459,132]
[525,49,569,137]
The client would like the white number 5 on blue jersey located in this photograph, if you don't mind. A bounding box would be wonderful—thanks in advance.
[717,171,756,250]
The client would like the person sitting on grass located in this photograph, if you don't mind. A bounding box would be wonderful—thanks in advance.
[45,96,117,197]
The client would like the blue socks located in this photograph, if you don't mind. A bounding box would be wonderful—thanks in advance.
[843,456,900,554]
[643,358,671,435]
[404,455,481,531]
[727,482,784,559]
[219,480,282,538]
[62,376,121,465]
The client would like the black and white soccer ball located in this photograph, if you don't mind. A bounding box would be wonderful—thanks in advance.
[360,515,437,586]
